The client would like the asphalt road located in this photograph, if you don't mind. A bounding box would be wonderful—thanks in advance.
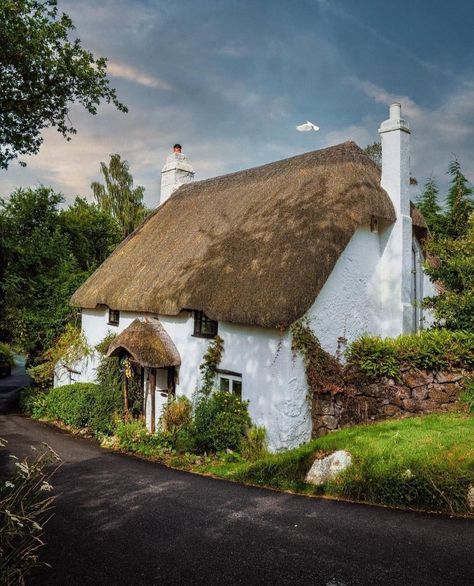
[1,372,473,585]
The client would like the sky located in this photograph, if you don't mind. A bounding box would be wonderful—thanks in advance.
[2,0,474,208]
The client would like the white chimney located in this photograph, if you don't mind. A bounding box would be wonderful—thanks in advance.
[160,144,194,205]
[378,103,414,335]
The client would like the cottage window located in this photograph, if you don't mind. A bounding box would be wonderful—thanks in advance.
[217,371,242,399]
[193,310,218,338]
[108,308,120,326]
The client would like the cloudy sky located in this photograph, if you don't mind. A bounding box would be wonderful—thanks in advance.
[2,0,474,207]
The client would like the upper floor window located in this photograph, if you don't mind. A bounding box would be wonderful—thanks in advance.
[193,310,218,338]
[108,308,120,326]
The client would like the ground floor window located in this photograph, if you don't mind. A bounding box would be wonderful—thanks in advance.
[217,370,242,398]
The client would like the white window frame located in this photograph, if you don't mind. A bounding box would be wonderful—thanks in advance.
[217,371,242,397]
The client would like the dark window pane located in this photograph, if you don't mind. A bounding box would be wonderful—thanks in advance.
[193,310,218,337]
[232,380,242,399]
[219,377,230,392]
[108,309,120,325]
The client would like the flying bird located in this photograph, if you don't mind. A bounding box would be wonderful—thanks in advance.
[296,121,319,132]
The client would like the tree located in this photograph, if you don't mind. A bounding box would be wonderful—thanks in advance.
[59,197,121,272]
[416,176,444,238]
[445,158,473,239]
[91,154,147,238]
[0,0,127,169]
[364,141,382,166]
[0,187,85,356]
[423,213,474,331]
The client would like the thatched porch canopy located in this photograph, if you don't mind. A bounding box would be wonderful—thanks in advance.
[71,141,427,328]
[107,318,181,369]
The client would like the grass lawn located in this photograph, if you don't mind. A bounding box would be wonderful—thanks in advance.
[197,412,474,516]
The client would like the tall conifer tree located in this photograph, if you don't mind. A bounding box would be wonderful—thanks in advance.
[445,158,473,239]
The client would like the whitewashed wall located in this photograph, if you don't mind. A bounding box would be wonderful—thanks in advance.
[60,306,311,451]
[305,222,435,355]
[305,222,382,355]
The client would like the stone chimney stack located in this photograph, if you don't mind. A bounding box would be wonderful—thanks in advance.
[160,144,194,205]
[378,103,414,335]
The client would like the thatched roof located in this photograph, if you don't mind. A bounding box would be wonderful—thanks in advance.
[71,141,424,328]
[107,318,181,368]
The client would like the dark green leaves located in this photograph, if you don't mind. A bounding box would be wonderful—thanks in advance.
[0,0,127,168]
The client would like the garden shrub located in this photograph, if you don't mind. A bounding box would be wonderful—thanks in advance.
[240,426,268,461]
[114,419,168,456]
[193,391,251,453]
[346,329,474,380]
[161,396,192,435]
[28,382,122,436]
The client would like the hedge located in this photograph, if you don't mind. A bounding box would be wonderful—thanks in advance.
[346,329,474,380]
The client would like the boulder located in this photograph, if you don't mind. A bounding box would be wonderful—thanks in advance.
[468,485,474,511]
[305,450,352,486]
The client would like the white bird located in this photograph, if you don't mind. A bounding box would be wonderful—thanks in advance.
[296,120,319,132]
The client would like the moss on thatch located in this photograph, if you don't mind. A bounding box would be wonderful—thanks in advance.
[107,318,181,368]
[71,141,424,328]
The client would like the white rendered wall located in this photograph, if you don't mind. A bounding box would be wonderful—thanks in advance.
[305,222,383,355]
[304,223,436,354]
[62,306,311,452]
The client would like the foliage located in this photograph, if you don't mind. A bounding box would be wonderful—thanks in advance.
[346,329,474,381]
[0,0,126,169]
[364,141,381,166]
[445,158,474,239]
[91,154,147,239]
[0,438,60,584]
[113,419,169,457]
[19,386,48,418]
[217,413,474,516]
[423,215,474,330]
[240,426,268,461]
[290,318,343,393]
[160,396,192,435]
[0,187,86,356]
[193,391,251,453]
[460,379,474,413]
[58,197,121,272]
[416,176,444,238]
[199,335,224,397]
[30,382,122,436]
[27,324,92,388]
[0,342,14,367]
[94,355,124,432]
[94,332,117,356]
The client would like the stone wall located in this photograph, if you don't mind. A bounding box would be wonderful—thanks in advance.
[312,369,468,437]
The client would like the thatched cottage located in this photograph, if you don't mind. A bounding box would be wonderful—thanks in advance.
[61,104,436,450]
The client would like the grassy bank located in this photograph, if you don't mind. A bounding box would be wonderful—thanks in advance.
[198,413,474,516]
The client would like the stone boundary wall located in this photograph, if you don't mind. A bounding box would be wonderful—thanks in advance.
[312,370,469,437]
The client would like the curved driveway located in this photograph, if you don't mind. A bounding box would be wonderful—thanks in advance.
[0,373,473,585]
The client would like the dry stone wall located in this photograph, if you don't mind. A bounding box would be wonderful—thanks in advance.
[312,369,468,437]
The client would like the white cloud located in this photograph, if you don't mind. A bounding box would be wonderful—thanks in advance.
[107,61,173,90]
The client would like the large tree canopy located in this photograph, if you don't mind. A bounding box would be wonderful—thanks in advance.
[92,154,147,238]
[0,189,122,357]
[0,0,127,169]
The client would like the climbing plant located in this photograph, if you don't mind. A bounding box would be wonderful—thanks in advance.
[199,335,224,397]
[290,318,344,396]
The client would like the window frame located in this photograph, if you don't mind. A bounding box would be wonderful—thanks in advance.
[108,308,120,326]
[216,370,242,398]
[192,310,218,338]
